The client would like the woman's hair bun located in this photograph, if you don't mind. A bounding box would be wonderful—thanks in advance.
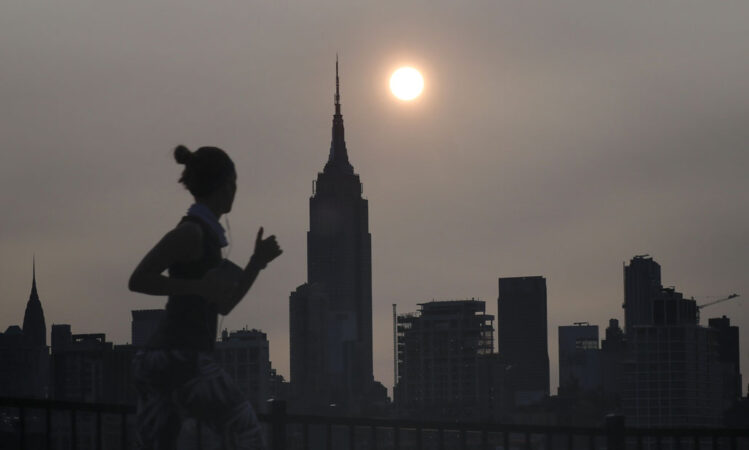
[174,145,193,165]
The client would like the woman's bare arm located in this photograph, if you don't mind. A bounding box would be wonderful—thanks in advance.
[128,222,210,298]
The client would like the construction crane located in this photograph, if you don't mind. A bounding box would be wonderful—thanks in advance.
[695,293,740,323]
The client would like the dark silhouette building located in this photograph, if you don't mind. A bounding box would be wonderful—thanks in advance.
[600,318,626,398]
[22,260,47,347]
[0,261,49,399]
[623,255,662,334]
[50,326,134,404]
[558,323,600,395]
[497,276,550,407]
[131,309,165,347]
[621,257,725,427]
[289,61,385,414]
[214,328,272,414]
[49,326,135,449]
[395,300,494,420]
[708,315,742,411]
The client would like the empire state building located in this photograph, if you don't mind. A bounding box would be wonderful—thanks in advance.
[289,61,385,414]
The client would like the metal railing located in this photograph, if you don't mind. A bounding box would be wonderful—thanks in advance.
[0,396,132,450]
[261,403,748,450]
[2,397,747,450]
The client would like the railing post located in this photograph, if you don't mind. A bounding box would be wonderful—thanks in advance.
[270,400,287,450]
[121,412,128,450]
[19,406,26,450]
[96,411,103,450]
[606,415,625,450]
[46,406,52,450]
[71,409,77,450]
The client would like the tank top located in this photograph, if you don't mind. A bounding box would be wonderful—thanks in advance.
[148,215,221,351]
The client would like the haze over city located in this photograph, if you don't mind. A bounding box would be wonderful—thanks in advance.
[1,1,748,396]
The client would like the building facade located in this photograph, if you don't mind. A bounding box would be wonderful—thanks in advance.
[707,316,742,412]
[395,300,494,420]
[131,309,165,347]
[600,318,626,398]
[497,276,550,407]
[621,260,725,427]
[624,322,722,426]
[214,329,272,414]
[623,255,662,335]
[50,327,134,404]
[558,323,601,395]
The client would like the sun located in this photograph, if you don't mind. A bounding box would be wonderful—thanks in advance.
[390,67,424,101]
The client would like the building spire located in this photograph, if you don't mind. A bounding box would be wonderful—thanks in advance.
[325,55,353,174]
[23,256,46,347]
[32,254,36,292]
[335,54,341,114]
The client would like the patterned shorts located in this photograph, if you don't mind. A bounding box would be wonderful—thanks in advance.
[133,349,265,450]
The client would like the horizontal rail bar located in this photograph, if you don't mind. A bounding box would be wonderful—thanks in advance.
[0,396,134,415]
[3,397,747,440]
[256,412,605,435]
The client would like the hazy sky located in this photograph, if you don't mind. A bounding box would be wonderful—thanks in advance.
[2,1,748,396]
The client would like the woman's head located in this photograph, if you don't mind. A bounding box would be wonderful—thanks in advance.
[174,145,237,213]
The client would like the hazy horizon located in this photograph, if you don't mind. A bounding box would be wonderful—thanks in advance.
[2,1,748,396]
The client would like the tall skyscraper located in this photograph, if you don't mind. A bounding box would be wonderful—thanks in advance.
[497,276,549,406]
[0,260,49,399]
[623,255,662,334]
[290,61,383,414]
[621,257,725,426]
[22,258,46,347]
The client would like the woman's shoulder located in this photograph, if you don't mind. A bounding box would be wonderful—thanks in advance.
[157,219,205,262]
[172,218,204,241]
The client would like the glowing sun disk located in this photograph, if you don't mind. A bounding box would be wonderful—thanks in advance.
[390,67,424,101]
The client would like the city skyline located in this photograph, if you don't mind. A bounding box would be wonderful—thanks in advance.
[1,1,748,397]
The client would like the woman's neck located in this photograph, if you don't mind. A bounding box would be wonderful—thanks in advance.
[195,199,223,219]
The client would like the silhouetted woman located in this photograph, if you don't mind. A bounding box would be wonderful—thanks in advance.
[129,145,281,450]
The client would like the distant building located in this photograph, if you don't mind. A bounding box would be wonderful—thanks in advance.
[707,316,742,410]
[131,309,165,347]
[623,255,661,334]
[600,318,626,398]
[497,276,550,407]
[620,256,735,426]
[50,327,134,404]
[558,323,601,395]
[395,300,494,420]
[0,261,49,399]
[289,283,331,410]
[623,281,723,426]
[48,326,134,449]
[268,368,290,403]
[476,353,510,421]
[214,329,272,414]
